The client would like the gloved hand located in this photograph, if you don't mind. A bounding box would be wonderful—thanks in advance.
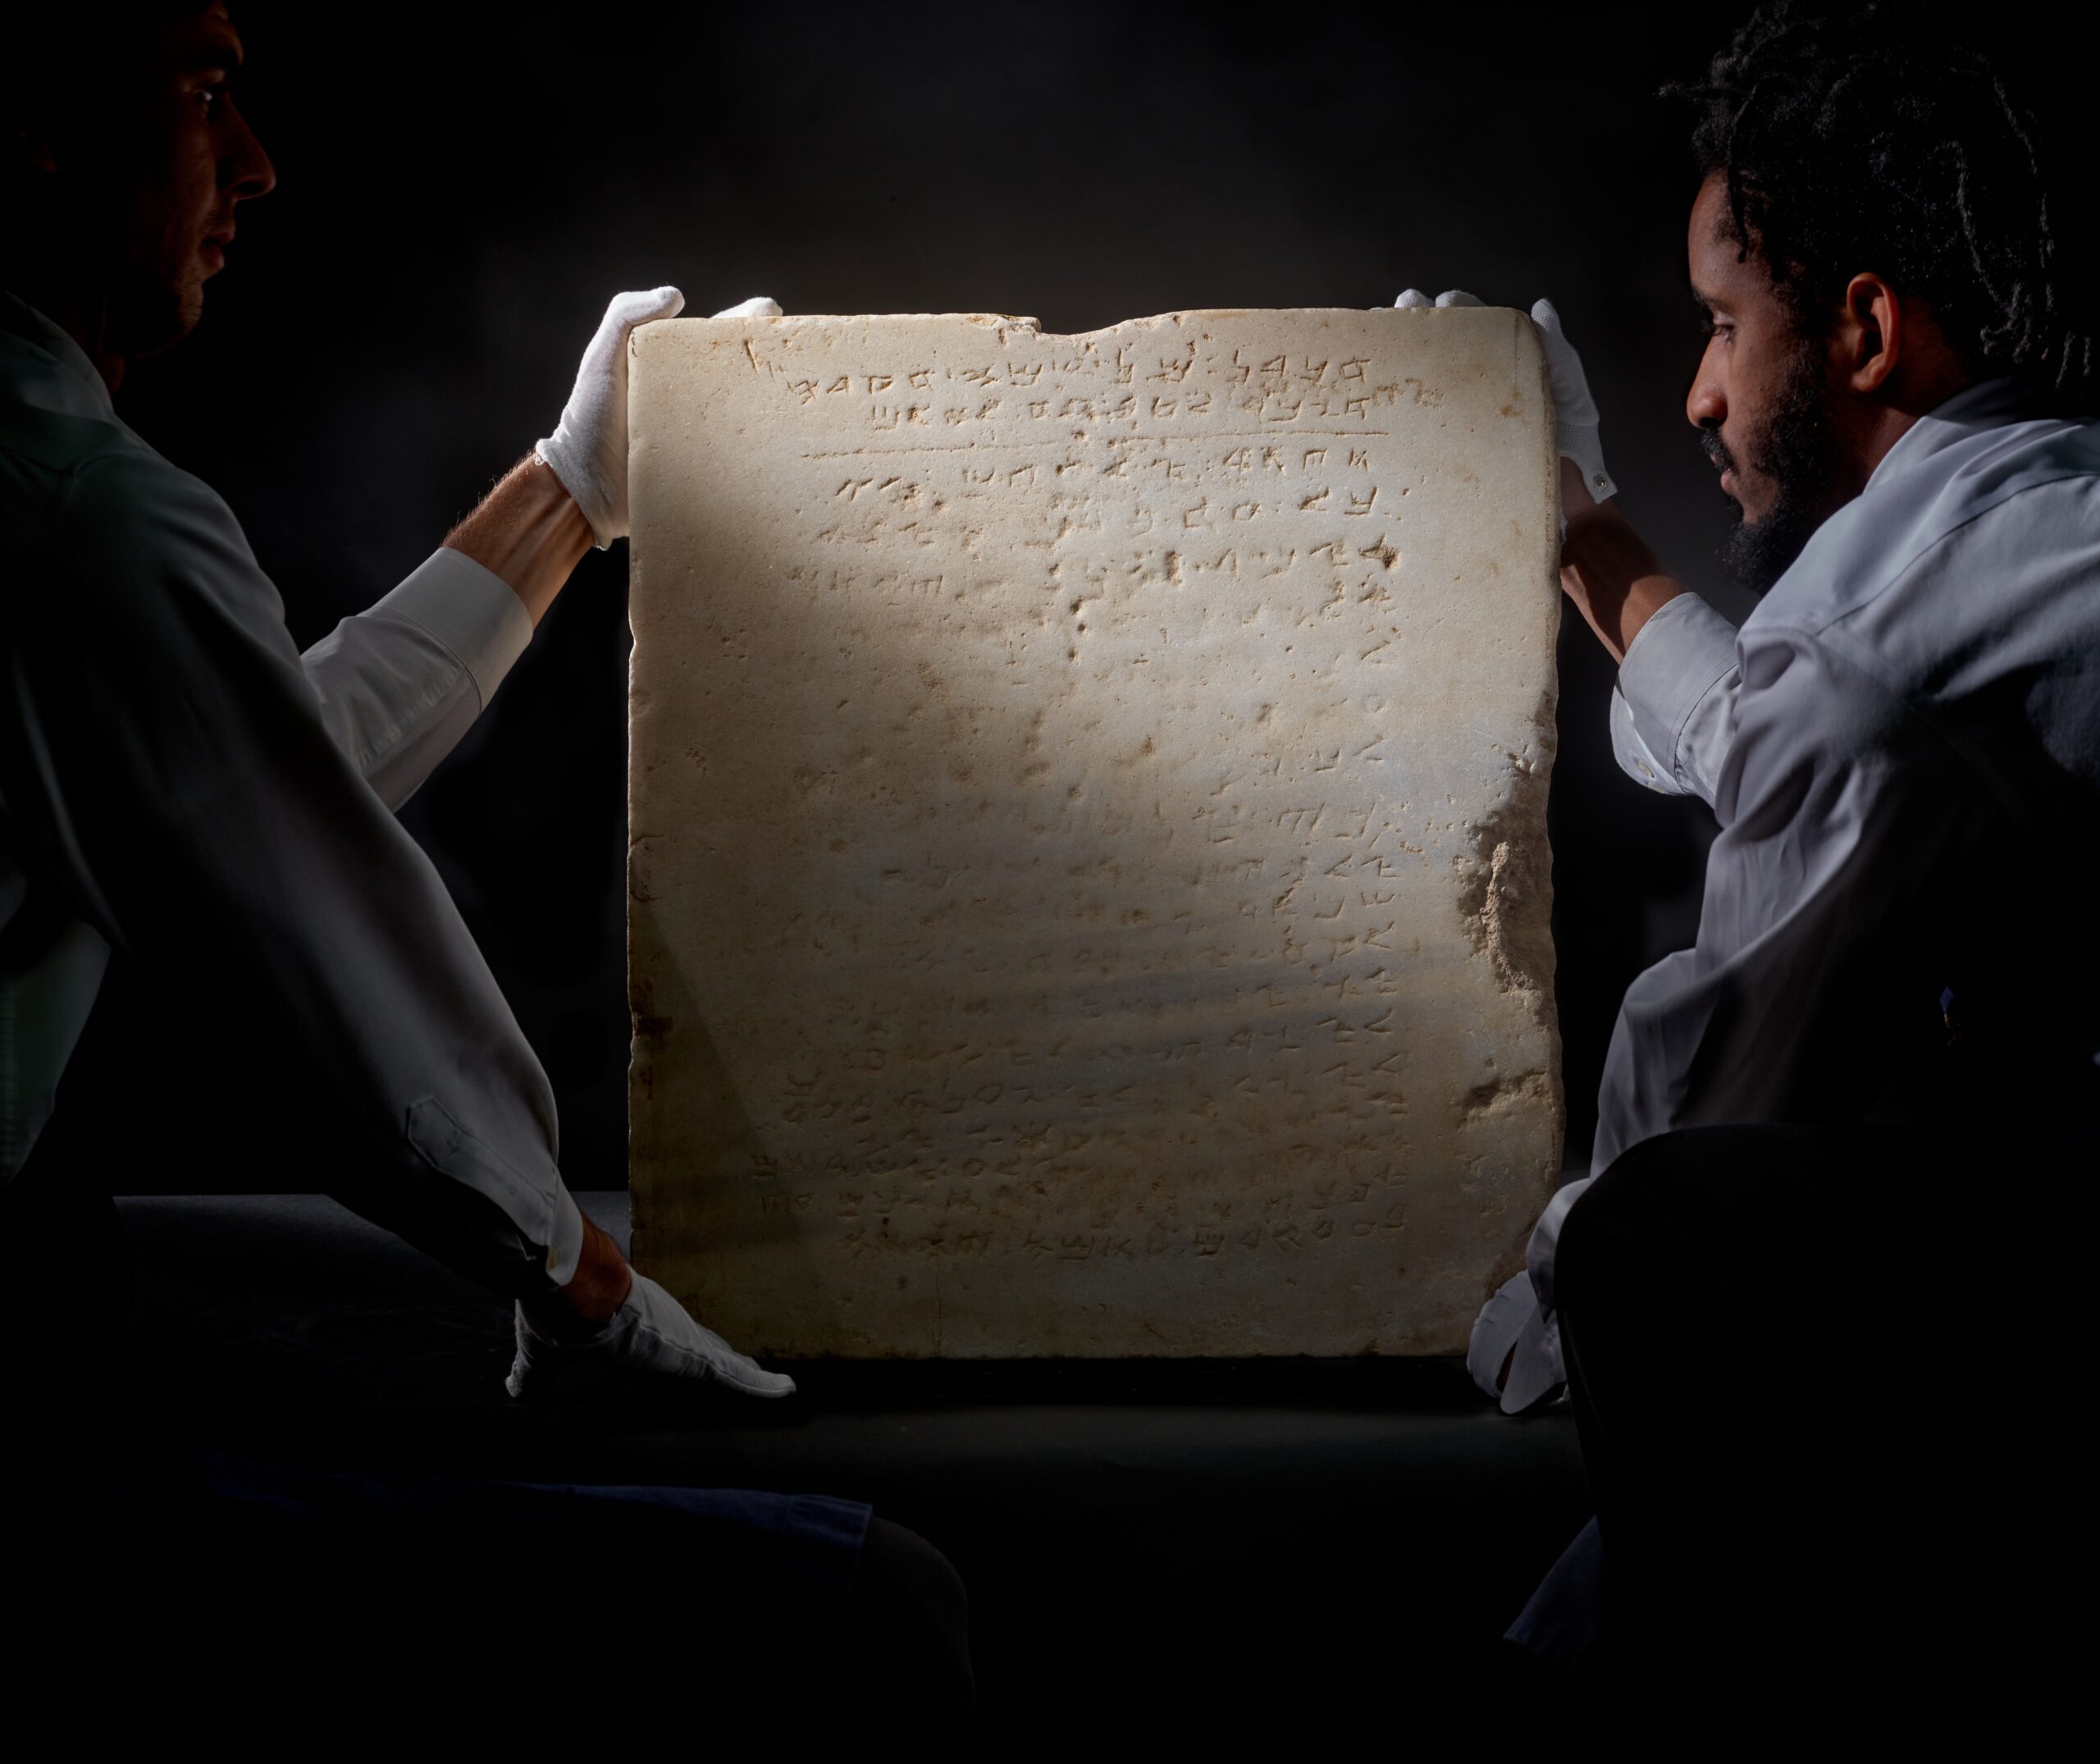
[536,290,784,548]
[1467,1268,1565,1415]
[1393,288,1617,511]
[505,1269,797,1401]
[1529,297,1615,507]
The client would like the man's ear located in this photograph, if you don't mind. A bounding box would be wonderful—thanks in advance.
[1838,272,1903,394]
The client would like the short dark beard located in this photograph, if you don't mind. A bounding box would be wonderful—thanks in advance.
[1702,330,1841,594]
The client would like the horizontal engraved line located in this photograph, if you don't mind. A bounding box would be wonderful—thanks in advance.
[801,429,1394,459]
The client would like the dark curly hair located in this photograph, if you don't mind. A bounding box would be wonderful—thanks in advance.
[1671,2,2093,408]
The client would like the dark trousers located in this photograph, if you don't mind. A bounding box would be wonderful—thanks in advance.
[1,1150,972,1744]
[1555,1124,2083,1728]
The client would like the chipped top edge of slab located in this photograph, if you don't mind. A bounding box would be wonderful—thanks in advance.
[637,307,1532,347]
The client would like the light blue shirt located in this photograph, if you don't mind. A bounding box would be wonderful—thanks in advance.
[1498,380,2100,1406]
[0,292,582,1286]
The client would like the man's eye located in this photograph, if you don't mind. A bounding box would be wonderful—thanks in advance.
[199,88,226,117]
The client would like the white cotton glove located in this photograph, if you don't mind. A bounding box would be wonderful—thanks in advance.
[1393,287,1485,309]
[1528,296,1615,505]
[505,1270,797,1402]
[1392,289,1616,514]
[1467,1268,1565,1415]
[536,289,784,549]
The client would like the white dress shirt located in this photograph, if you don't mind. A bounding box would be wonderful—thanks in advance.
[1,292,583,1289]
[1500,380,2100,1405]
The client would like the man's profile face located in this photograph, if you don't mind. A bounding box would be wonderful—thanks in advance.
[1684,171,1842,592]
[72,4,275,359]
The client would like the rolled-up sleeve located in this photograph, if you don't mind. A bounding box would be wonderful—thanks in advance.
[1610,592,1742,804]
[301,546,533,811]
[0,452,578,1294]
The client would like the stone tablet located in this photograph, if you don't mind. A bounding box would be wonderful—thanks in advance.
[627,308,1561,1357]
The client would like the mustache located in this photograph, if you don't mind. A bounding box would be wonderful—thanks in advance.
[1699,426,1736,477]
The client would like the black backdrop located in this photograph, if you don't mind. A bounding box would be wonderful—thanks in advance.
[89,2,2072,1191]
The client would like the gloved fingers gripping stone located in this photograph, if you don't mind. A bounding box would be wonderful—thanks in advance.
[1497,1297,1564,1414]
[1527,297,1615,502]
[535,286,688,547]
[1466,1268,1536,1401]
[609,285,687,332]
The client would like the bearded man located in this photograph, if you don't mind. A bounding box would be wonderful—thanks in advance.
[1448,2,2097,1713]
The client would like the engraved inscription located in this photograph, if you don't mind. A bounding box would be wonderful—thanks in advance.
[628,308,1563,1357]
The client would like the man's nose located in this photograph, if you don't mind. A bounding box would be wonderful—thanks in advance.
[1686,344,1725,430]
[222,102,276,202]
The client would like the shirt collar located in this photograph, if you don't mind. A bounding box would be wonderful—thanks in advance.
[1746,373,2082,635]
[1861,377,2033,496]
[0,288,121,423]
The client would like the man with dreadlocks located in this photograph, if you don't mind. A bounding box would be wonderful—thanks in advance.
[1454,1,2098,1707]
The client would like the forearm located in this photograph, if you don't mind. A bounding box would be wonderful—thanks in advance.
[1557,463,1686,663]
[444,454,594,628]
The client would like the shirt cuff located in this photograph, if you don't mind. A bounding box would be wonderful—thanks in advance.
[373,547,534,712]
[1609,688,1685,795]
[1614,592,1740,798]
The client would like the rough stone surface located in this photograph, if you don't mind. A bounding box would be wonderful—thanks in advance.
[628,308,1561,1357]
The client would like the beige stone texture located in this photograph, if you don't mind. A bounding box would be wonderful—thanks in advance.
[627,308,1561,1357]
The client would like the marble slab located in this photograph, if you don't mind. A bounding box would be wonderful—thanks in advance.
[627,307,1561,1356]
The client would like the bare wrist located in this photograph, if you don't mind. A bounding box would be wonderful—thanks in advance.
[1563,495,1627,548]
[1559,500,1684,663]
[444,454,594,625]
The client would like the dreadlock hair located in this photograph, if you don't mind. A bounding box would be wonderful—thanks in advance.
[1669,2,2095,410]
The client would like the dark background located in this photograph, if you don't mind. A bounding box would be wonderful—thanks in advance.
[98,0,2069,1190]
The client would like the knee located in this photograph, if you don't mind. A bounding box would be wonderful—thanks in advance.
[1557,1134,1663,1291]
[855,1517,975,1705]
[1555,1128,1732,1318]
